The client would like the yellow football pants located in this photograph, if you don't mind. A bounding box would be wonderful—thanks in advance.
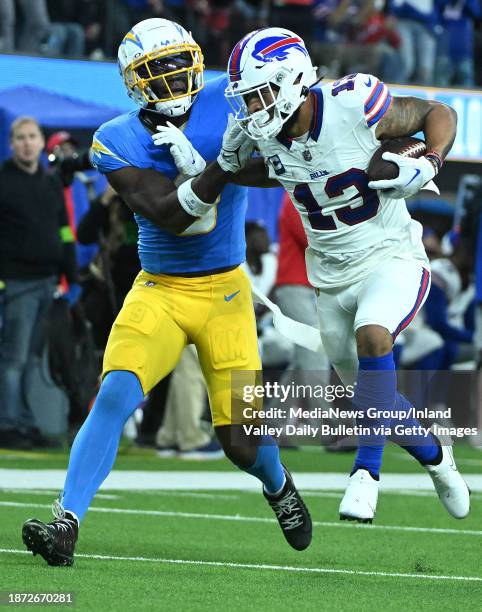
[103,266,261,426]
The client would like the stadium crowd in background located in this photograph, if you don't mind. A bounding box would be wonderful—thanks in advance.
[0,0,480,86]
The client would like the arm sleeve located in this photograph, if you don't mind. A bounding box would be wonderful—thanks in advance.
[424,284,474,343]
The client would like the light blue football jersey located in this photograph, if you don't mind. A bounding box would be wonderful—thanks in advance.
[91,75,248,274]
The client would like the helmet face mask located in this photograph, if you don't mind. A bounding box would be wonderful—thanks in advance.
[225,28,317,140]
[227,69,297,139]
[119,19,204,117]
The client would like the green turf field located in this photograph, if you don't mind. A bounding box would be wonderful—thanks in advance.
[1,444,481,611]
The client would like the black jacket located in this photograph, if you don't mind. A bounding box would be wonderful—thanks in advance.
[0,159,77,281]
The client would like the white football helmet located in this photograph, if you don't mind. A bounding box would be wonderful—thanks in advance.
[118,18,204,117]
[225,28,317,140]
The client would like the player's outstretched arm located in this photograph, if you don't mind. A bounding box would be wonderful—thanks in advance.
[182,113,277,211]
[189,115,278,202]
[375,96,457,162]
[107,166,198,234]
[231,158,280,188]
[109,115,278,231]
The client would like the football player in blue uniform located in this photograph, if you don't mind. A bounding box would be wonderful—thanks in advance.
[21,19,312,566]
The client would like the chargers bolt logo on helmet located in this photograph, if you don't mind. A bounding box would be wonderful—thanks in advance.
[118,18,204,118]
[225,28,317,140]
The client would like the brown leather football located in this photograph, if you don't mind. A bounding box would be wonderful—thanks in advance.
[367,137,426,181]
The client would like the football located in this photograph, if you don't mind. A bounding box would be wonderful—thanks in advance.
[367,137,427,181]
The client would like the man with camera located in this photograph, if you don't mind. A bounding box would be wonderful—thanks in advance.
[0,117,78,449]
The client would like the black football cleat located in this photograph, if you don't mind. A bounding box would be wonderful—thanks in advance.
[264,466,312,551]
[22,501,78,566]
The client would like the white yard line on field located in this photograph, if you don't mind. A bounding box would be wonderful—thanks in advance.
[0,489,119,499]
[1,469,482,491]
[1,501,480,537]
[301,489,482,500]
[0,548,481,583]
[394,453,482,467]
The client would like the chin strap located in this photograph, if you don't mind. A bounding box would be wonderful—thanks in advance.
[139,108,164,132]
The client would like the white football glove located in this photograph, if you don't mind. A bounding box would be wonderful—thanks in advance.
[217,114,255,173]
[368,152,438,199]
[152,122,206,177]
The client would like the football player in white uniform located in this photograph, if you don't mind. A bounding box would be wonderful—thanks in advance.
[174,27,471,523]
[223,27,471,523]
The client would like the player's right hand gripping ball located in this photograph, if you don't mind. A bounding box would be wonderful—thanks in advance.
[367,137,437,199]
[217,114,255,173]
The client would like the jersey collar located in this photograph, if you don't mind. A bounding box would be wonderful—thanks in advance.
[308,88,324,142]
[274,88,324,149]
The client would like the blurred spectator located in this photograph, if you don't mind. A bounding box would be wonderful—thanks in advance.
[156,345,224,459]
[0,0,51,54]
[418,239,474,370]
[45,0,86,57]
[47,130,106,272]
[270,0,316,50]
[0,117,78,449]
[60,0,107,59]
[401,239,475,415]
[241,221,293,368]
[203,0,233,67]
[422,226,443,260]
[275,195,330,377]
[313,0,402,81]
[76,185,139,345]
[242,221,277,299]
[230,0,268,45]
[459,176,482,363]
[356,2,403,82]
[163,0,187,24]
[387,0,442,85]
[104,0,165,58]
[0,0,15,52]
[423,244,473,358]
[436,0,481,88]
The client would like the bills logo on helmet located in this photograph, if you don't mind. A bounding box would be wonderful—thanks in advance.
[252,34,307,63]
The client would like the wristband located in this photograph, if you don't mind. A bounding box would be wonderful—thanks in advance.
[177,178,217,218]
[425,150,443,174]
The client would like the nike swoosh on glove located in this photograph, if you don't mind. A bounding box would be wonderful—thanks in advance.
[217,114,255,173]
[368,152,438,199]
[152,122,206,177]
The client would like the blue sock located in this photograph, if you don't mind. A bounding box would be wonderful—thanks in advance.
[389,392,440,464]
[62,371,144,521]
[245,437,285,494]
[352,353,397,479]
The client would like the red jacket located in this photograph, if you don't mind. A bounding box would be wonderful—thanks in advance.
[276,194,311,287]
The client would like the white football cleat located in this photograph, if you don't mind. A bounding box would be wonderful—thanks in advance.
[339,469,379,523]
[424,440,470,519]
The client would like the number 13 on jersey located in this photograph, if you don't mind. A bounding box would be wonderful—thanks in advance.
[293,168,380,231]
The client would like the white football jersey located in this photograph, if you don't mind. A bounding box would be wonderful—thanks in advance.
[257,73,427,288]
